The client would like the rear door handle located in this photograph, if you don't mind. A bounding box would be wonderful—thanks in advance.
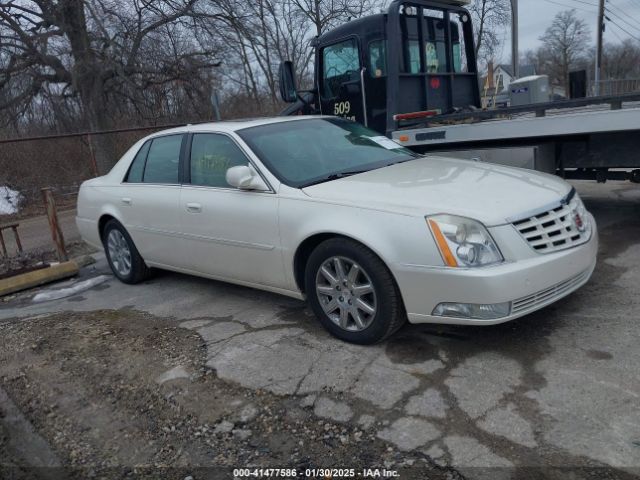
[121,197,132,206]
[186,202,202,213]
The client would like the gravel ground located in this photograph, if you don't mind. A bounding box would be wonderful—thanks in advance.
[0,311,461,480]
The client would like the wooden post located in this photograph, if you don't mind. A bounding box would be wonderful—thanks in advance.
[11,225,22,253]
[41,188,68,262]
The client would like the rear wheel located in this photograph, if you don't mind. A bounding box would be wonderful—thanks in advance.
[102,219,150,284]
[305,238,406,344]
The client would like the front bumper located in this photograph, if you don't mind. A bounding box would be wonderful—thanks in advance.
[396,213,598,325]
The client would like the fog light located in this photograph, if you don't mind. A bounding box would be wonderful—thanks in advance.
[432,302,511,320]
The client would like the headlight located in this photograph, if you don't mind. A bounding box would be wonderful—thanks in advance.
[568,193,590,234]
[426,215,503,268]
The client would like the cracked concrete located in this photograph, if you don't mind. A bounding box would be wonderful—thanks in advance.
[404,388,448,419]
[445,352,523,420]
[2,182,640,477]
[377,417,440,451]
[478,403,537,448]
[351,359,421,409]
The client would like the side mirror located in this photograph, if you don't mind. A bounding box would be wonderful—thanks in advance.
[226,165,269,191]
[279,61,297,103]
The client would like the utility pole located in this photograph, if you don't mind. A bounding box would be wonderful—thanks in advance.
[511,0,519,79]
[596,0,605,96]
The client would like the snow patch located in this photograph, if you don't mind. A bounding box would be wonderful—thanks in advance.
[0,186,22,215]
[32,275,110,303]
[156,366,190,384]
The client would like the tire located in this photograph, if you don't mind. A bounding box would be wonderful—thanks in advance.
[102,219,150,284]
[305,238,406,345]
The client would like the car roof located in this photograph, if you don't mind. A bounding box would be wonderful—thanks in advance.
[146,115,332,138]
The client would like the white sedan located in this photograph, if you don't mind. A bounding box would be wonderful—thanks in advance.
[76,116,598,344]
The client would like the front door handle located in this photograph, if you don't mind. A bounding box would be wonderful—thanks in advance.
[186,202,202,213]
[121,197,132,206]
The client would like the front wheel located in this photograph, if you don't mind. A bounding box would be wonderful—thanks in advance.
[305,238,406,345]
[102,219,150,284]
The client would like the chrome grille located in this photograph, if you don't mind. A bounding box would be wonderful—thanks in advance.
[512,203,588,254]
[512,269,592,315]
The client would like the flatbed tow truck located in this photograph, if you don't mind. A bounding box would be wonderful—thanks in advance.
[278,0,640,183]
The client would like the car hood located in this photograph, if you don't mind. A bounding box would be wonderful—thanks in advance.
[302,156,571,226]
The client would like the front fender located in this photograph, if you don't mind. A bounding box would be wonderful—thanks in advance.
[279,197,443,291]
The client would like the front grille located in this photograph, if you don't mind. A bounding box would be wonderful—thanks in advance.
[512,202,589,254]
[511,269,592,315]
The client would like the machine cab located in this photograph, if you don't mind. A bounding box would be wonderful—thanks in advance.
[280,0,480,136]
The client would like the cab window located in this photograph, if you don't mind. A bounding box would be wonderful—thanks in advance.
[322,39,360,99]
[406,40,420,74]
[369,40,387,78]
[400,8,462,74]
[451,13,469,72]
[424,10,447,74]
[142,134,182,184]
[189,133,249,188]
[400,9,421,74]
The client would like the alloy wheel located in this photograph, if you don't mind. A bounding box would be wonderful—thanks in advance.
[315,256,377,332]
[107,229,132,277]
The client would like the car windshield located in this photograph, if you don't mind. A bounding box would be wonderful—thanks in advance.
[237,118,420,187]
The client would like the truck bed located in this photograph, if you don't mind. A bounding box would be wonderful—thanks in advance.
[392,93,640,151]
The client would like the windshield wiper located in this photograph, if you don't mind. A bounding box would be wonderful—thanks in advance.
[303,170,369,187]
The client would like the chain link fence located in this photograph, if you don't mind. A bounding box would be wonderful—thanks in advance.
[0,124,185,218]
[0,124,186,273]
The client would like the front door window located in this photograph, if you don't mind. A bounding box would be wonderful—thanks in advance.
[189,134,249,188]
[322,39,360,99]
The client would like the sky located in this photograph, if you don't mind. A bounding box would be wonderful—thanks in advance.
[500,0,640,59]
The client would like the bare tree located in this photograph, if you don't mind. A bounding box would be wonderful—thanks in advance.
[601,39,640,79]
[468,0,510,68]
[538,9,590,93]
[0,0,224,172]
[212,0,379,107]
[0,0,382,155]
[292,0,375,36]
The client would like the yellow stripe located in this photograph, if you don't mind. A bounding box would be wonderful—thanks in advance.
[428,219,458,267]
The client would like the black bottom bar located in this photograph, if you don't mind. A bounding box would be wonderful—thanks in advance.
[560,168,640,183]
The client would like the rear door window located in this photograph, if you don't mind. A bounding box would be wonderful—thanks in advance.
[142,135,182,184]
[126,140,151,183]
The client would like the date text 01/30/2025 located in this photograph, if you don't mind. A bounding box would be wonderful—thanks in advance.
[233,467,400,478]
